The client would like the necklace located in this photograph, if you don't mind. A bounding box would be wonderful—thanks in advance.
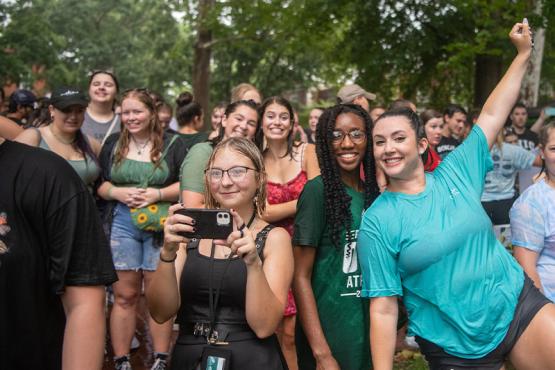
[131,136,150,155]
[48,125,75,145]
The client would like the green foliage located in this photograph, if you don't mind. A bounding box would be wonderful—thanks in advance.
[1,0,553,109]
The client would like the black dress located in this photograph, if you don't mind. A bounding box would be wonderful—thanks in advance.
[170,225,288,370]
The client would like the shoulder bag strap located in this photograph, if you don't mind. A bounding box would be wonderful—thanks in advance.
[101,114,120,146]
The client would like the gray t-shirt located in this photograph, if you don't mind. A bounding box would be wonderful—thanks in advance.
[82,111,120,143]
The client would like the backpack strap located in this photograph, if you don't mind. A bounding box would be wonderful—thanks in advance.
[254,224,275,261]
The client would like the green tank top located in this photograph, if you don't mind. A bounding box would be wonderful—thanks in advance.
[38,130,100,186]
[111,158,169,188]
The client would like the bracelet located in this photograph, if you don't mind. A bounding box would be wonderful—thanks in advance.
[107,185,115,200]
[159,251,177,263]
[157,188,163,201]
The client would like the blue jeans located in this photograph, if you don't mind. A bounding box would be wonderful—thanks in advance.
[110,203,160,271]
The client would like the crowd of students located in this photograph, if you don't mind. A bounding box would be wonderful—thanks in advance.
[1,21,555,370]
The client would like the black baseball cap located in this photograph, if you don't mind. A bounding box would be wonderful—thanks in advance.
[50,87,89,110]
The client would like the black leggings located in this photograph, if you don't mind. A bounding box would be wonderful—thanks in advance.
[415,275,551,370]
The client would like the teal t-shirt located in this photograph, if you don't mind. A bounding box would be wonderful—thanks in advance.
[293,176,371,370]
[358,125,524,359]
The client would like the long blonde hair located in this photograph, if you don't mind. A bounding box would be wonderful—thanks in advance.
[204,137,267,216]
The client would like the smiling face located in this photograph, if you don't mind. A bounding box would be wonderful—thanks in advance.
[221,104,258,140]
[373,115,428,181]
[121,97,153,137]
[88,73,117,105]
[50,105,86,133]
[208,147,258,210]
[262,102,292,141]
[424,117,444,147]
[332,112,368,177]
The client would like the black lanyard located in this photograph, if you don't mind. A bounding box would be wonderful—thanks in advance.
[207,212,256,343]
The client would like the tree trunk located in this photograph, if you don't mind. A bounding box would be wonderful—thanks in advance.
[520,1,545,108]
[473,54,503,108]
[192,0,214,131]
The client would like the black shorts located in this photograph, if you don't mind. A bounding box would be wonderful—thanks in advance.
[415,275,551,370]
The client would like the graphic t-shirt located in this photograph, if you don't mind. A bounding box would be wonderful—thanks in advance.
[511,179,555,302]
[482,143,536,202]
[515,128,539,151]
[436,135,461,159]
[0,140,117,370]
[358,126,524,359]
[293,176,370,370]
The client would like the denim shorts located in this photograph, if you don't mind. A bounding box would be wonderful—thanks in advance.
[110,203,160,271]
[415,274,551,370]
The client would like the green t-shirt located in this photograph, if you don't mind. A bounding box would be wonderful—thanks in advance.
[180,142,213,194]
[358,125,524,358]
[293,176,371,370]
[111,158,169,187]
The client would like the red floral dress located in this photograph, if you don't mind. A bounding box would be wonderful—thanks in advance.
[267,170,308,316]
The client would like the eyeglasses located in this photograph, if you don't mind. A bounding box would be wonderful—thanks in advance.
[331,129,367,144]
[205,166,257,182]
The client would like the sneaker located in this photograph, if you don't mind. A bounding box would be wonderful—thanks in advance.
[114,357,132,370]
[130,335,140,351]
[150,358,168,370]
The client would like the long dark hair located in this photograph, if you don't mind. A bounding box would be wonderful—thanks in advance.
[376,108,430,164]
[316,104,380,249]
[258,96,297,159]
[211,99,262,149]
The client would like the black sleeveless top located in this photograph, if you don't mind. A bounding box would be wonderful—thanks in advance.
[176,225,274,325]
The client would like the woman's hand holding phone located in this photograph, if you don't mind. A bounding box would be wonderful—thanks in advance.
[162,203,196,258]
[214,209,261,267]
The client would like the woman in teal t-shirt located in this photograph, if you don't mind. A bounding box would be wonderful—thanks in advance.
[359,22,555,369]
[293,104,380,370]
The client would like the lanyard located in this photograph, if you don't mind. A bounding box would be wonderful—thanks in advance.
[207,212,256,343]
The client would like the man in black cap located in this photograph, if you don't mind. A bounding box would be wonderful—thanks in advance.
[337,83,376,113]
[2,89,36,126]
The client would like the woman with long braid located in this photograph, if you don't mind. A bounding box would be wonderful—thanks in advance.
[293,104,380,370]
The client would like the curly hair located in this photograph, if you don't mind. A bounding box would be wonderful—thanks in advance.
[316,104,380,249]
[114,88,165,167]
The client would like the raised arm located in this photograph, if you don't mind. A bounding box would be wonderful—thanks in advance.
[477,21,533,147]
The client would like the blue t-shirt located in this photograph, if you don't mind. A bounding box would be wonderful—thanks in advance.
[358,125,524,359]
[510,179,555,302]
[482,143,536,202]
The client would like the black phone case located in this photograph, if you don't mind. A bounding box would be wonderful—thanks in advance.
[175,209,233,240]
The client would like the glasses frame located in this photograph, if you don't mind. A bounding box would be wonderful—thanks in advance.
[205,165,258,183]
[331,129,367,144]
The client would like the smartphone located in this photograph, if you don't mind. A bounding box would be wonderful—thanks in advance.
[545,107,555,117]
[175,208,233,240]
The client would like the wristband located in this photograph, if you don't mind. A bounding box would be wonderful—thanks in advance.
[108,185,115,200]
[159,251,177,263]
[157,188,163,201]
